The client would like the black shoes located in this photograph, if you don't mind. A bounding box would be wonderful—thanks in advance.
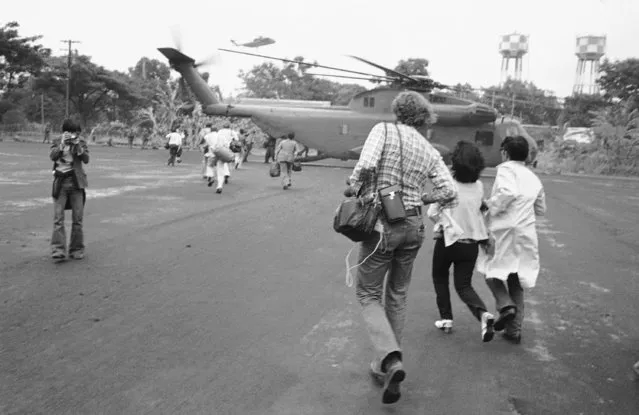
[494,307,516,332]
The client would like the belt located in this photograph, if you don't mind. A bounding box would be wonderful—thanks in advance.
[406,206,422,217]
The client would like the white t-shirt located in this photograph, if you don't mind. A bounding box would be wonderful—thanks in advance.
[204,131,219,150]
[166,132,183,146]
[216,128,238,148]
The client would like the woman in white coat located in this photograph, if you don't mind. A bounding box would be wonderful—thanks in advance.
[484,135,546,344]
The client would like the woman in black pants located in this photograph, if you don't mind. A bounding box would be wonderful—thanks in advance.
[427,141,495,342]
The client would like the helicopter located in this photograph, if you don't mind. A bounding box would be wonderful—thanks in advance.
[156,45,538,167]
[230,36,276,48]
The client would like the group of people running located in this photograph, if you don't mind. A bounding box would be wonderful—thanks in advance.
[344,90,546,404]
[165,122,306,193]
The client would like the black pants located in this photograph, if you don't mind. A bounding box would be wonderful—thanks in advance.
[432,238,488,321]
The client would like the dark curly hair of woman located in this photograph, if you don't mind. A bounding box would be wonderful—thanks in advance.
[451,140,485,183]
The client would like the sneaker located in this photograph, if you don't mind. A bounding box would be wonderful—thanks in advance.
[494,307,516,332]
[481,312,495,342]
[434,319,453,333]
[216,188,222,194]
[382,361,406,404]
[224,176,229,184]
[502,332,521,344]
[51,252,65,261]
[207,178,214,187]
[69,252,84,260]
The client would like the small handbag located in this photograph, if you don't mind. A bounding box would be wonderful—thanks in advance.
[377,124,407,223]
[292,161,302,172]
[213,146,235,163]
[269,162,281,177]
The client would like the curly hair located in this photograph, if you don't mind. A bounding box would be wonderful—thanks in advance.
[391,91,437,128]
[451,140,485,183]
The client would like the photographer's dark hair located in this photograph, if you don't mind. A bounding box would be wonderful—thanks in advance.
[451,140,485,183]
[61,119,80,133]
[501,136,529,162]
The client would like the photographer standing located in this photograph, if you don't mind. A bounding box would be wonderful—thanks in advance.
[50,119,89,261]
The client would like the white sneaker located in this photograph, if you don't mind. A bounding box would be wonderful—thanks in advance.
[434,319,453,333]
[481,312,495,342]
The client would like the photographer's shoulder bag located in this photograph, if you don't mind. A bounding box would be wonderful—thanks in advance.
[333,123,391,242]
[377,123,407,223]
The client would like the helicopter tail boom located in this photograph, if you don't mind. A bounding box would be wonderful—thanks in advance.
[157,47,220,107]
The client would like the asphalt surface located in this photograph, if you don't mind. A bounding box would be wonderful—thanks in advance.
[1,141,638,415]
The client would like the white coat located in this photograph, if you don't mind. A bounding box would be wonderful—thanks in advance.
[482,161,546,288]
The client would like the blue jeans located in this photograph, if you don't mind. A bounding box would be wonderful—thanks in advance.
[356,215,426,367]
[51,177,85,256]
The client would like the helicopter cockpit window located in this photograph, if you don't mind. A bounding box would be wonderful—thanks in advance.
[475,131,494,146]
[363,97,375,108]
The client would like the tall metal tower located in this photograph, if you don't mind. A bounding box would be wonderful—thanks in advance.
[573,35,606,95]
[499,33,528,85]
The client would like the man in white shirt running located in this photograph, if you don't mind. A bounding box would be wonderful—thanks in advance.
[198,123,213,178]
[216,123,237,184]
[165,127,184,167]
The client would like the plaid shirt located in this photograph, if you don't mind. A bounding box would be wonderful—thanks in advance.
[348,122,458,209]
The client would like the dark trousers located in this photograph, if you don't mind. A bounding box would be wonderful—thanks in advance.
[264,146,275,163]
[243,143,253,162]
[168,145,179,165]
[486,274,524,336]
[432,238,488,321]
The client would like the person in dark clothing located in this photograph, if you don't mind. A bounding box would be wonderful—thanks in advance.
[49,119,89,261]
[427,141,495,342]
[264,135,277,163]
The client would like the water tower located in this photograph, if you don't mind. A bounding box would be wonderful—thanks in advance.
[573,35,606,95]
[499,33,528,85]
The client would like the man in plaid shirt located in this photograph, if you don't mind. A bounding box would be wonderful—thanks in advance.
[345,91,457,405]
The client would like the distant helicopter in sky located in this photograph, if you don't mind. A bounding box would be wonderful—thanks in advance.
[157,42,538,167]
[230,36,276,48]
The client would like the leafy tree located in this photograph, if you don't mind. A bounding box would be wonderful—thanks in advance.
[558,94,609,128]
[597,58,639,111]
[128,57,170,82]
[394,58,430,77]
[34,55,144,126]
[238,56,366,104]
[482,79,561,125]
[1,108,26,130]
[0,21,50,93]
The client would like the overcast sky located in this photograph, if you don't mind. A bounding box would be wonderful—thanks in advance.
[5,0,638,98]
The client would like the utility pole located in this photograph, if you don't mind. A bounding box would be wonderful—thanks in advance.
[41,93,45,125]
[60,39,81,119]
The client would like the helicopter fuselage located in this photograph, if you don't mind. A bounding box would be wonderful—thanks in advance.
[158,47,538,167]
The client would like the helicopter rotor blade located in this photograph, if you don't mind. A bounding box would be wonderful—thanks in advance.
[347,55,419,83]
[218,48,396,81]
[194,53,221,69]
[170,25,183,51]
[305,72,389,83]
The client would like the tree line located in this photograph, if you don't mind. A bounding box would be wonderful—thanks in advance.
[1,20,638,137]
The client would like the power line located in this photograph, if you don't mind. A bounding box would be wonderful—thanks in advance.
[60,39,81,119]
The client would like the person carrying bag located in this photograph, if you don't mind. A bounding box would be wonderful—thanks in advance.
[340,91,457,405]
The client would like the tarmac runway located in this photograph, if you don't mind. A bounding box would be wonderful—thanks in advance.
[1,141,638,415]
